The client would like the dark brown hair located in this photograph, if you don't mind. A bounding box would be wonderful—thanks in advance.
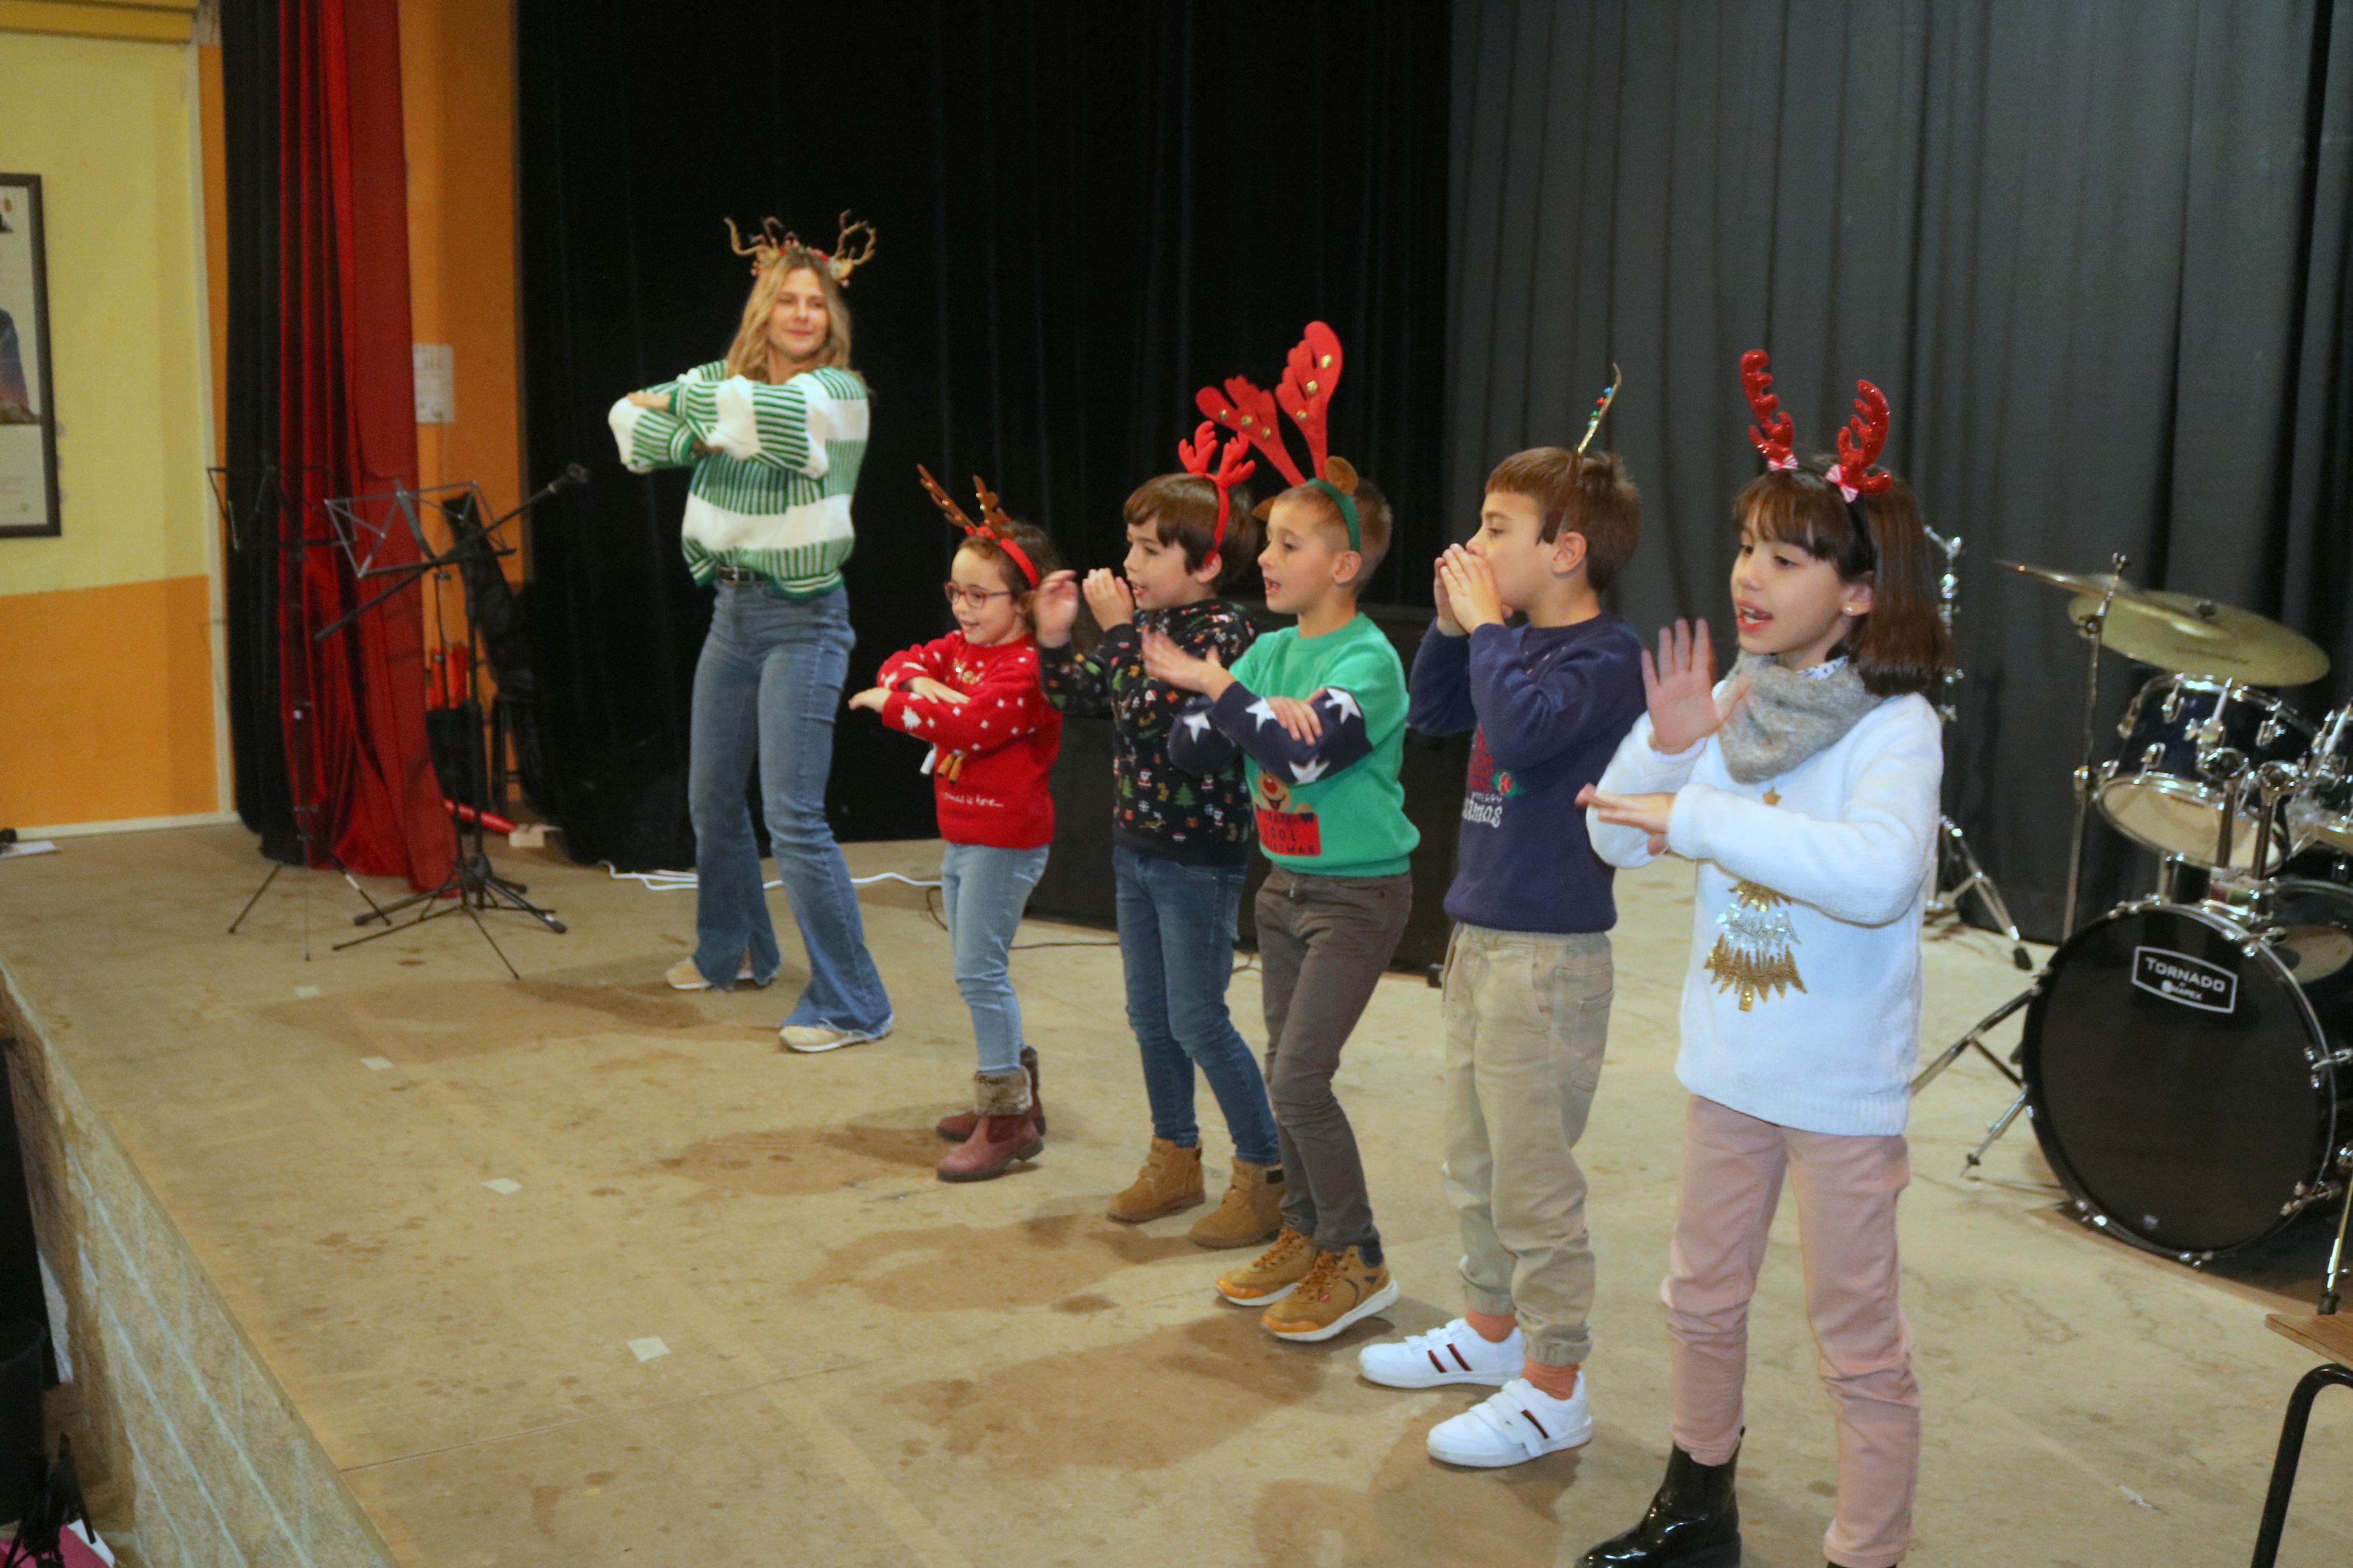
[958,516,1068,631]
[1276,475,1394,587]
[1733,463,1953,697]
[1122,472,1261,586]
[1485,447,1643,592]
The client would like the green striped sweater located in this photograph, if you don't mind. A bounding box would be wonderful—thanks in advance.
[608,361,870,598]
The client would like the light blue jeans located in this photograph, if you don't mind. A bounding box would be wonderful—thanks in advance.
[940,841,1052,1074]
[687,582,892,1033]
[1114,847,1280,1165]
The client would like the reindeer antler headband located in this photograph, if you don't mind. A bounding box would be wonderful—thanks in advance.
[1195,321,1363,552]
[1176,422,1255,565]
[1740,350,1891,502]
[915,464,1039,588]
[726,211,878,287]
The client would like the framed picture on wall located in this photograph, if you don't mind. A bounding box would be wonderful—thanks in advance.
[0,174,59,539]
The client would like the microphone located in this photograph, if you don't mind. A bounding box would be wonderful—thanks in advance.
[558,462,591,490]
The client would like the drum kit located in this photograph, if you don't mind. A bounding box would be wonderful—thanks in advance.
[1913,552,2353,1302]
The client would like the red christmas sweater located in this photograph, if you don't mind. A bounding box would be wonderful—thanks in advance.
[876,632,1062,849]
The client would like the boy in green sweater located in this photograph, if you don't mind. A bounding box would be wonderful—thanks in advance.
[1147,457,1418,1344]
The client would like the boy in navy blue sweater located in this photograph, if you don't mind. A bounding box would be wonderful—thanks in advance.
[1358,446,1647,1470]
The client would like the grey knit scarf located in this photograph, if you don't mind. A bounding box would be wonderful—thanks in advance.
[1716,652,1884,784]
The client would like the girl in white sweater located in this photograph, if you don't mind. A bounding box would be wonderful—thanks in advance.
[1572,355,1951,1568]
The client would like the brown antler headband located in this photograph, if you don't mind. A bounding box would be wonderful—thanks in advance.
[915,464,1039,587]
[726,210,878,287]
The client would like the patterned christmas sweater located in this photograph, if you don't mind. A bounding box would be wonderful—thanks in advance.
[1038,600,1258,867]
[606,361,869,599]
[876,631,1062,850]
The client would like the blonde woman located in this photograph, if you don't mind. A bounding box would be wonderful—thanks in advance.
[608,216,893,1052]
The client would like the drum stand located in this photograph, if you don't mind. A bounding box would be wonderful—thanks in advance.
[1922,526,2033,969]
[1915,560,2130,1169]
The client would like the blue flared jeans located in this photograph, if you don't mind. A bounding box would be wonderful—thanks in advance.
[687,582,892,1033]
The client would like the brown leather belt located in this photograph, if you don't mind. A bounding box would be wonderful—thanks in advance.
[714,565,760,584]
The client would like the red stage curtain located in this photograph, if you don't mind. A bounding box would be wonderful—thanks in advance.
[274,0,452,890]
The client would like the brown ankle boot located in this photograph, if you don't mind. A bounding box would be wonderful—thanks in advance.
[1187,1158,1285,1249]
[936,1070,1043,1182]
[936,1047,1044,1142]
[1105,1137,1205,1222]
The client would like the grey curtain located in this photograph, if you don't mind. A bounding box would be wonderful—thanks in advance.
[1449,0,2353,938]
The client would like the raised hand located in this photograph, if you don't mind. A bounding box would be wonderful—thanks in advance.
[1033,571,1081,648]
[1140,627,1231,698]
[1644,618,1749,753]
[1083,567,1135,629]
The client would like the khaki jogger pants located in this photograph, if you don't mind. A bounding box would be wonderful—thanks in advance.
[1439,922,1614,1369]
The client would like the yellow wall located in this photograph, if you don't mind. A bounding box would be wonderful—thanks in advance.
[0,3,524,834]
[0,29,222,833]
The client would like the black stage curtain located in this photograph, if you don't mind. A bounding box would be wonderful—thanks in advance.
[516,0,1450,869]
[220,0,293,861]
[1450,0,2353,940]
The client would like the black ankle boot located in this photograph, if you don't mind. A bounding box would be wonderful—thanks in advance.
[1575,1444,1741,1567]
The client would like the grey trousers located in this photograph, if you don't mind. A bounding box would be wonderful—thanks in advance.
[1254,866,1413,1254]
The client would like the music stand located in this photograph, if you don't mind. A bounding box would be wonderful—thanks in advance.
[209,463,392,954]
[315,478,576,977]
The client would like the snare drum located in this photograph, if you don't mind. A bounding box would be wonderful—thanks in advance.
[2096,675,2312,871]
[2289,705,2353,857]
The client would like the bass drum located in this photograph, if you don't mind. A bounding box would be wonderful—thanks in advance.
[2020,893,2353,1260]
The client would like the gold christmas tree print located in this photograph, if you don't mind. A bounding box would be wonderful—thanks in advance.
[1705,880,1805,1010]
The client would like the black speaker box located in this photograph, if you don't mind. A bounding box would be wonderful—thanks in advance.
[1030,603,1467,975]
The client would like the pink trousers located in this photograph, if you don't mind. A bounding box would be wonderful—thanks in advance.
[1663,1095,1919,1568]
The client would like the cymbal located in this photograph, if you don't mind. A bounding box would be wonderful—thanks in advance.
[1996,559,2164,605]
[2065,588,2331,686]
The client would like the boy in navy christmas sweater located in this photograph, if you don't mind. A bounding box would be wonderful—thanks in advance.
[1355,442,1647,1471]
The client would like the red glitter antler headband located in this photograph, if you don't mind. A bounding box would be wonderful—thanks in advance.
[1825,382,1893,500]
[1740,350,1797,471]
[1176,421,1256,563]
[915,464,1039,588]
[1740,351,1894,501]
[1194,322,1362,548]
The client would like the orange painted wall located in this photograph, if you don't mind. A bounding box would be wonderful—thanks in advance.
[400,0,523,649]
[0,578,218,829]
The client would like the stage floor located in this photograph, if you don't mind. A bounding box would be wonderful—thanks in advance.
[0,825,2347,1566]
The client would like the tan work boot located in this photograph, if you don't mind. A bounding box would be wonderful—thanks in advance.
[1188,1158,1285,1249]
[1260,1244,1399,1342]
[1213,1226,1316,1306]
[1106,1137,1205,1223]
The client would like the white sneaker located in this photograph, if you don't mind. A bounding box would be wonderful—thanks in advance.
[1358,1318,1525,1389]
[1425,1374,1593,1469]
[665,957,758,991]
[779,1016,894,1054]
